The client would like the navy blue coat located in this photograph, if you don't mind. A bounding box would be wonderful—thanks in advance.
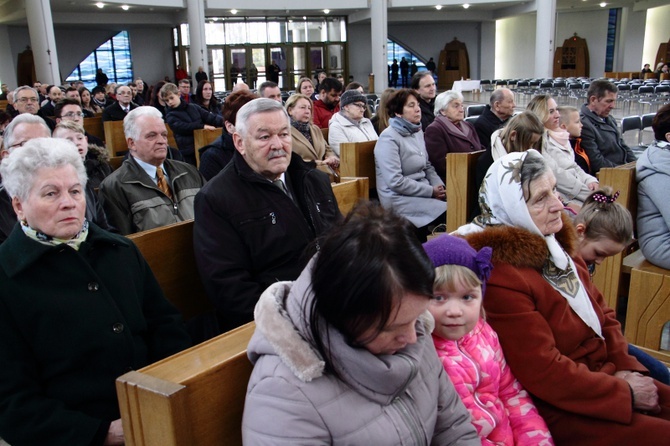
[165,101,223,157]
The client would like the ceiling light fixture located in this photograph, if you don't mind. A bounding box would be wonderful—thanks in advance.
[463,3,470,9]
[121,4,129,10]
[230,9,238,14]
[324,9,330,14]
[96,2,104,8]
[435,5,442,10]
[600,2,607,6]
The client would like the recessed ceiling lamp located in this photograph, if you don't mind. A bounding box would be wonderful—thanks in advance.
[121,5,129,10]
[230,9,238,14]
[324,9,330,14]
[600,2,607,6]
[95,2,104,8]
[463,3,470,9]
[435,5,442,10]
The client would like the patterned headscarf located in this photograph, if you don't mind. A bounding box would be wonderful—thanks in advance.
[459,150,602,337]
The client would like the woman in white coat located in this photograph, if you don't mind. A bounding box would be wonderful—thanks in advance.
[328,89,378,156]
[374,88,446,241]
[527,94,598,209]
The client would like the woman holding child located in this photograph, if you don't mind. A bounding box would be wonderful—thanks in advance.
[458,149,670,445]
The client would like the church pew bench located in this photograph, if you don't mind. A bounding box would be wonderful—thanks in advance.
[592,162,637,312]
[83,116,104,141]
[339,140,377,192]
[116,322,255,446]
[193,127,223,168]
[332,177,369,215]
[624,267,670,366]
[127,220,213,323]
[445,151,484,233]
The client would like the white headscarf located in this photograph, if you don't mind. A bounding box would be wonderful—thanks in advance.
[459,150,602,337]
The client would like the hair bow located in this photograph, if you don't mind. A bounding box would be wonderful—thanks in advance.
[592,190,619,204]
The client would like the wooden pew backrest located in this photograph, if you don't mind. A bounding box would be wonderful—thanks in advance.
[127,220,213,321]
[340,141,376,189]
[592,162,637,310]
[194,127,223,168]
[109,156,124,171]
[84,116,104,142]
[116,322,255,446]
[332,177,369,215]
[624,268,670,365]
[446,151,484,233]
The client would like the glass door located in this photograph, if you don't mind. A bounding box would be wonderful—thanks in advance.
[309,45,325,81]
[291,45,307,90]
[269,46,288,89]
[229,46,247,90]
[210,47,226,92]
[248,47,266,90]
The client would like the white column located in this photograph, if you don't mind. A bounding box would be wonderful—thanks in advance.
[370,0,388,93]
[0,26,17,87]
[187,0,208,87]
[534,0,556,79]
[615,7,628,72]
[25,0,60,85]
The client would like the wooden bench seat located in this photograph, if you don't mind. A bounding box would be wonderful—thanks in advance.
[446,151,484,233]
[332,177,369,215]
[83,116,104,142]
[194,127,223,168]
[340,140,377,191]
[116,322,255,446]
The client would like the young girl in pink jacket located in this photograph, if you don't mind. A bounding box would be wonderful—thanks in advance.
[423,234,554,446]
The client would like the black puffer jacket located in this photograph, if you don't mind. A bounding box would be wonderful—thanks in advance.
[165,101,223,156]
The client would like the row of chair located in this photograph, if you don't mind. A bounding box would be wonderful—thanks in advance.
[620,113,656,149]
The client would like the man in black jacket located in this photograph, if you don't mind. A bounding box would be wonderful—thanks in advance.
[473,88,516,150]
[101,85,138,122]
[411,71,437,131]
[193,98,341,334]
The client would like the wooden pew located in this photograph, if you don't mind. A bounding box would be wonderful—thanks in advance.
[592,162,637,311]
[84,116,104,142]
[109,155,125,171]
[332,177,369,215]
[340,141,376,190]
[194,127,223,168]
[624,267,670,365]
[446,151,484,233]
[127,220,213,322]
[116,322,255,446]
[103,120,179,157]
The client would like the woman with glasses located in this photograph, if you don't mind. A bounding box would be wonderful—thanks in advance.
[327,89,378,156]
[425,90,482,182]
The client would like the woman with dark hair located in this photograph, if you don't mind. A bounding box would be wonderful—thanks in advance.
[374,88,446,241]
[198,89,258,180]
[192,80,221,116]
[79,87,102,114]
[458,149,670,445]
[636,103,670,269]
[242,202,478,445]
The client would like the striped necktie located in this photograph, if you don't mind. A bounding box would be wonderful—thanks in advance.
[156,166,172,200]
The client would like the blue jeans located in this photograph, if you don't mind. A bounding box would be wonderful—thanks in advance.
[628,344,670,384]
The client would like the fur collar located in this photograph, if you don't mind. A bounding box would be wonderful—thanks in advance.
[464,212,578,270]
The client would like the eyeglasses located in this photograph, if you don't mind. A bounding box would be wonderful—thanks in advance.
[8,140,27,151]
[17,97,39,103]
[350,103,367,110]
[62,112,84,118]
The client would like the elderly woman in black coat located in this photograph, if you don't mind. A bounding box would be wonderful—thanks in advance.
[0,138,191,445]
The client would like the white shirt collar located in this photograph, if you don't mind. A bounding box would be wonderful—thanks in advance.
[133,156,166,184]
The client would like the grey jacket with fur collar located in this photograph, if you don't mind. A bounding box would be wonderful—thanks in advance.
[242,259,478,446]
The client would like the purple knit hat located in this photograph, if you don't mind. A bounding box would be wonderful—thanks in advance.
[423,234,493,290]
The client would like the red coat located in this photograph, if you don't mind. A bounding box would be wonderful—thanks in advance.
[465,216,670,445]
[313,100,340,129]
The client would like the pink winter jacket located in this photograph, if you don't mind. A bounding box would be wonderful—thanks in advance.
[433,320,554,446]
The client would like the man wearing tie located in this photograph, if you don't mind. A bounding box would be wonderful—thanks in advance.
[99,107,205,235]
[101,85,139,122]
[194,98,340,334]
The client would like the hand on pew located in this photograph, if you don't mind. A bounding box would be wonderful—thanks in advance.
[104,419,124,446]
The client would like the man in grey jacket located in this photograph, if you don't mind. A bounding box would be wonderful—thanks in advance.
[580,80,636,174]
[99,107,205,235]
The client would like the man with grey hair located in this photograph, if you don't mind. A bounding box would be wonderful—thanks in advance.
[474,87,516,150]
[99,106,204,235]
[0,114,52,243]
[13,86,56,130]
[101,84,139,122]
[193,98,340,334]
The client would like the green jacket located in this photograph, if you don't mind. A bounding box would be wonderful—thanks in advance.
[0,223,191,445]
